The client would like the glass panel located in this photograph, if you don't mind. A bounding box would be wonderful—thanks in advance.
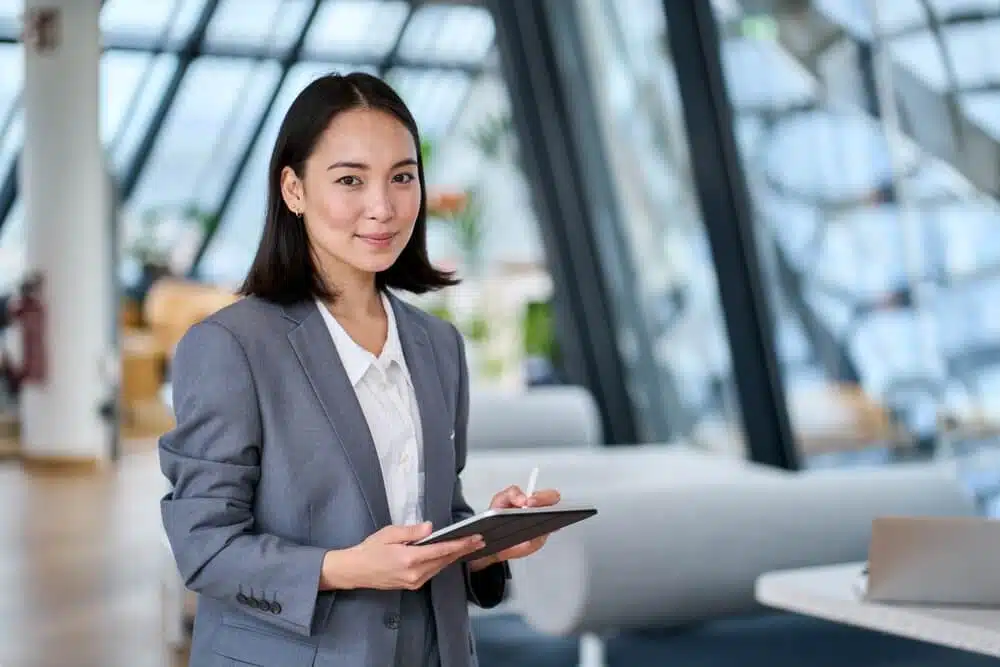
[301,0,410,61]
[417,72,552,386]
[126,57,278,278]
[199,62,359,286]
[385,68,470,138]
[713,2,1000,491]
[0,44,23,127]
[189,61,282,210]
[0,108,20,180]
[101,0,209,46]
[129,57,272,211]
[204,0,313,57]
[814,0,1000,42]
[0,0,18,39]
[101,50,154,147]
[109,52,178,173]
[574,0,746,451]
[396,4,495,64]
[0,198,24,293]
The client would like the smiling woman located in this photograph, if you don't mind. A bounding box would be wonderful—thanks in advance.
[158,71,562,667]
[240,72,457,305]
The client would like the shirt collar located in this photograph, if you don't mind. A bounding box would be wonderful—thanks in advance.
[316,291,405,387]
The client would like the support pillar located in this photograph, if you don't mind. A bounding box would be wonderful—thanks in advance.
[19,0,113,462]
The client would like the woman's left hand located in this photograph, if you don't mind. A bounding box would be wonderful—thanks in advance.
[468,485,562,572]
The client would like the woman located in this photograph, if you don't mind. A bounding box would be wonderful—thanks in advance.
[159,72,561,667]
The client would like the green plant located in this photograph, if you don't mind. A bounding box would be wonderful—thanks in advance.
[463,313,490,343]
[482,356,505,379]
[126,205,218,269]
[523,299,556,361]
[449,187,486,274]
[426,302,454,323]
[467,111,514,160]
[420,138,435,169]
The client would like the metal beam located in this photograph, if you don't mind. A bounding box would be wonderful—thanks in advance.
[662,1,799,468]
[0,33,488,75]
[378,0,421,77]
[117,0,221,201]
[485,0,643,444]
[188,0,325,274]
[0,157,15,230]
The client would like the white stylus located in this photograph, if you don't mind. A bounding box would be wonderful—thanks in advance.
[526,467,539,498]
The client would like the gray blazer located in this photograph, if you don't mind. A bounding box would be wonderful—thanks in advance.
[159,293,509,667]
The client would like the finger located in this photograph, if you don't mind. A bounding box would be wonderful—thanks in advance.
[379,522,433,544]
[525,489,561,507]
[491,485,528,509]
[409,534,484,563]
[499,537,545,560]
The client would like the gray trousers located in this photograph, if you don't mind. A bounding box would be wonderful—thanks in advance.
[395,586,440,667]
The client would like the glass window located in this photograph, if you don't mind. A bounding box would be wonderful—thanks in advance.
[101,0,209,47]
[386,68,471,138]
[128,57,280,216]
[0,0,18,39]
[204,0,314,57]
[198,62,367,286]
[109,53,178,173]
[0,198,24,292]
[712,2,1000,483]
[396,4,495,65]
[101,50,154,148]
[574,0,745,449]
[0,44,23,126]
[0,109,21,187]
[301,0,410,61]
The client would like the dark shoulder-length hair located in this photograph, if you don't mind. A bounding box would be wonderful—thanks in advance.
[239,72,458,305]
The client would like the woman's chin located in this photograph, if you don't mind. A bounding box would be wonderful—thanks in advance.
[352,252,401,275]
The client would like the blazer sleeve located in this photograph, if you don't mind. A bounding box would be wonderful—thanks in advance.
[158,320,329,638]
[450,323,511,608]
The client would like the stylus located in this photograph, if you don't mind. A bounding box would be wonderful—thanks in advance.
[526,467,539,498]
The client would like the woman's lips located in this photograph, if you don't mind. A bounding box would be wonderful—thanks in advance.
[357,232,396,248]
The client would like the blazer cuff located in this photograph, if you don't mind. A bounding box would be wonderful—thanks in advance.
[464,560,510,609]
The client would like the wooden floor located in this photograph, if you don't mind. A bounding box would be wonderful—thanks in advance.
[0,441,189,667]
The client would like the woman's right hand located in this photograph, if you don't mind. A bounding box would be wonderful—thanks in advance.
[321,522,483,591]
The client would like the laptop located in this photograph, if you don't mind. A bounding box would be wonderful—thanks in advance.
[862,516,1000,606]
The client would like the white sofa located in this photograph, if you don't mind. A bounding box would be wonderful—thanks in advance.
[466,385,602,451]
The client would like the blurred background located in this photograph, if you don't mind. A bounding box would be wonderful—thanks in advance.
[6,0,1000,665]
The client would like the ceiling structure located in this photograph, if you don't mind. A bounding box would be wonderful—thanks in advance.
[0,0,497,286]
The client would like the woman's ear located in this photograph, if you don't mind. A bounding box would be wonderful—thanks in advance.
[280,166,304,216]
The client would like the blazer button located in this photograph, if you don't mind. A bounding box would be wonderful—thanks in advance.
[248,597,260,610]
[236,593,248,605]
[384,612,400,630]
[270,601,282,615]
[258,600,272,613]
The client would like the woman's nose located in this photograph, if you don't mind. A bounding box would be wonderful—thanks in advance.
[365,186,394,222]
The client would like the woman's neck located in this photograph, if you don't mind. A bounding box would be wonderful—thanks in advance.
[320,261,382,322]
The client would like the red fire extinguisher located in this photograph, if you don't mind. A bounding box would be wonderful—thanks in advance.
[9,272,47,388]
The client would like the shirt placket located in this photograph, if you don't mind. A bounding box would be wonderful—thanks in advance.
[379,362,420,524]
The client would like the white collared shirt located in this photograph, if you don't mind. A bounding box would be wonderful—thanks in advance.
[316,292,424,526]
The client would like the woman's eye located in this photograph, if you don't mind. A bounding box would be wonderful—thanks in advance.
[337,175,361,186]
[393,173,415,184]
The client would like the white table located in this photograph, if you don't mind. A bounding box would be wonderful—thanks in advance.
[756,562,1000,658]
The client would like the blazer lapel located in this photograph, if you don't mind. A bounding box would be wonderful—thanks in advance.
[390,294,454,529]
[284,300,392,531]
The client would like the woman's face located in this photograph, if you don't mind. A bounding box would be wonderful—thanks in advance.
[281,107,421,282]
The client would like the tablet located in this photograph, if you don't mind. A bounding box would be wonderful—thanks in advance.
[412,505,598,562]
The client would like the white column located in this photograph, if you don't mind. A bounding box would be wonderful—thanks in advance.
[20,0,112,461]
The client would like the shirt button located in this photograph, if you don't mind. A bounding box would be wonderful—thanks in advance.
[384,612,400,629]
